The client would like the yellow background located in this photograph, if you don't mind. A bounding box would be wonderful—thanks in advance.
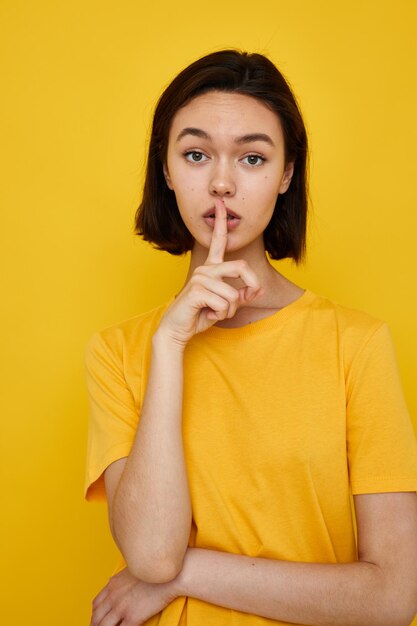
[1,1,416,623]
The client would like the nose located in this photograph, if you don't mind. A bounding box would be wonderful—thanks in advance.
[209,160,236,198]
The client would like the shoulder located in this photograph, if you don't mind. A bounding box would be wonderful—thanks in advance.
[84,297,174,367]
[306,290,390,366]
[307,289,385,338]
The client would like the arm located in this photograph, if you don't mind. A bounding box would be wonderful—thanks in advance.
[105,198,262,584]
[109,333,192,584]
[173,492,417,626]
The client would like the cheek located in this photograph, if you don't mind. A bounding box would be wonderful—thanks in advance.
[174,192,199,226]
[240,176,279,212]
[259,176,280,212]
[171,173,200,200]
[170,160,202,188]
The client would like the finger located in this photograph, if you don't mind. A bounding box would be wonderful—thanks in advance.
[92,588,109,610]
[205,197,228,265]
[199,259,261,295]
[191,275,240,317]
[90,599,112,625]
[192,290,234,322]
[98,609,122,626]
[238,285,265,304]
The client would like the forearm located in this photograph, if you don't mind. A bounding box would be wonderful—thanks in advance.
[112,331,191,582]
[174,548,408,626]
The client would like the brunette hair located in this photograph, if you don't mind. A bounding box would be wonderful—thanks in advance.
[134,49,308,262]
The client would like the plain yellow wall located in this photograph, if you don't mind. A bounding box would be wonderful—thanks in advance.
[1,1,416,623]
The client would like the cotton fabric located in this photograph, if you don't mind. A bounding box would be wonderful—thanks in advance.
[84,289,417,625]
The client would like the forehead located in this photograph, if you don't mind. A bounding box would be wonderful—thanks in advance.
[169,91,283,140]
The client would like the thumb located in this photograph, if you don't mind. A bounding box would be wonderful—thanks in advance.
[238,286,264,305]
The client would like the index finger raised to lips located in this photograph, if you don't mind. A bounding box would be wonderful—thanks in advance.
[205,198,228,265]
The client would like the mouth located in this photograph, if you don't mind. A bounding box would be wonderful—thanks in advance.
[203,208,242,231]
[203,207,241,221]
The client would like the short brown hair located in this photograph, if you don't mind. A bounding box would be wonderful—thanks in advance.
[135,49,309,262]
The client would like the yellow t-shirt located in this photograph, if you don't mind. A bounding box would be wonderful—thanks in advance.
[84,289,417,626]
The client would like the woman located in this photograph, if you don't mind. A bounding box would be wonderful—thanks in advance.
[85,50,417,625]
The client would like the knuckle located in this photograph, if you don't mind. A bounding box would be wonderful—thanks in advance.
[92,588,106,607]
[189,275,200,286]
[124,612,139,626]
[107,590,118,605]
[119,596,131,612]
[190,282,204,297]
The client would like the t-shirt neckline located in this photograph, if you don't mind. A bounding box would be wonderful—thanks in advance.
[192,288,316,341]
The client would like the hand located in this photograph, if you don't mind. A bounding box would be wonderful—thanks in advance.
[157,197,264,347]
[90,566,178,625]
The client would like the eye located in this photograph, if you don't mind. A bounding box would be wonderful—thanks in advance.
[241,154,266,167]
[184,150,208,163]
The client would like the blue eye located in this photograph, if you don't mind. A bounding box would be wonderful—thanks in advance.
[184,151,207,163]
[242,154,265,166]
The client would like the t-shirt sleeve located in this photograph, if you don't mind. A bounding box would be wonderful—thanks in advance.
[84,330,140,503]
[346,322,417,495]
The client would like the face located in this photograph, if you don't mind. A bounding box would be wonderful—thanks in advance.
[163,91,294,257]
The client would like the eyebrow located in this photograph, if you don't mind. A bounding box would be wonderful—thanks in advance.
[175,127,275,147]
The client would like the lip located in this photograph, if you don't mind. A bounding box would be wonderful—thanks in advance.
[203,215,241,230]
[203,206,241,219]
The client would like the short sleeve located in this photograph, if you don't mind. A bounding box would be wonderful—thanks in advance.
[346,322,417,494]
[84,330,140,502]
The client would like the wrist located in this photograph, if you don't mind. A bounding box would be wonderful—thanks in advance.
[170,548,194,598]
[152,328,186,355]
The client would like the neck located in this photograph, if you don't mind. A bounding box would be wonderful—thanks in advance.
[186,236,267,279]
[183,238,299,309]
